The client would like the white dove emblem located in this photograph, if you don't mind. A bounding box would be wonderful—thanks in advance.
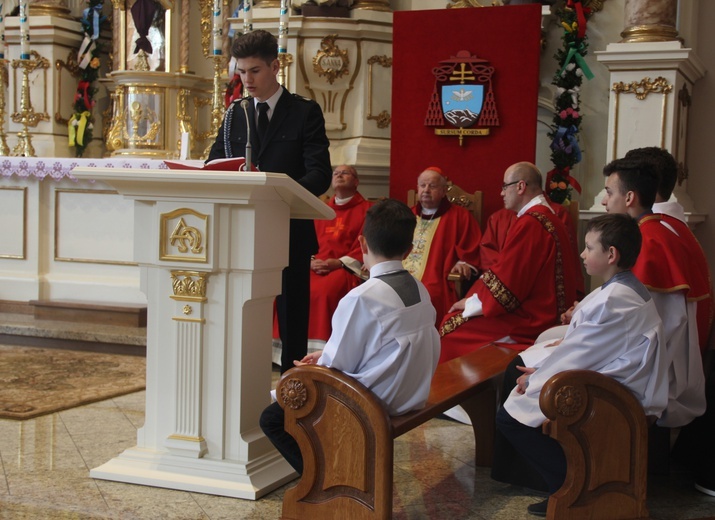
[451,88,473,102]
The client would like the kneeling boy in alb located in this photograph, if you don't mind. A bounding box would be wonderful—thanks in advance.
[496,213,668,517]
[260,199,441,475]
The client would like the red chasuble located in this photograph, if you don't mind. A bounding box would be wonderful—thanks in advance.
[308,193,373,341]
[403,199,482,321]
[634,213,713,352]
[439,204,579,362]
[479,203,584,296]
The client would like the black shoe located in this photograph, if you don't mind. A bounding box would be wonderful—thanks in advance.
[527,499,548,517]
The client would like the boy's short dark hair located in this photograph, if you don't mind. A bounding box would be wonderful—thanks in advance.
[363,199,416,259]
[585,213,642,269]
[231,29,278,64]
[624,147,678,201]
[603,157,659,210]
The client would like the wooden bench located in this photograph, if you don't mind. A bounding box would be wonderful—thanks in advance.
[275,342,518,520]
[540,369,650,520]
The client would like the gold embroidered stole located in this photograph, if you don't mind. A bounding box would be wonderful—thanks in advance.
[403,215,441,281]
[440,210,567,336]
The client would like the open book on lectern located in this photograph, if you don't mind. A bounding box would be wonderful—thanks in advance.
[164,157,257,172]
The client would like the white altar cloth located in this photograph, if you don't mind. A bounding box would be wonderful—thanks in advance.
[0,157,168,181]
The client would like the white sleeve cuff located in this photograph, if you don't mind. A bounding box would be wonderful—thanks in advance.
[463,294,484,318]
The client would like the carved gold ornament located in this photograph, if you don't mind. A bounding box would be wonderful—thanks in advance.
[54,51,81,125]
[127,100,161,147]
[171,271,209,300]
[160,208,209,263]
[281,379,308,410]
[554,385,583,417]
[170,218,204,254]
[612,76,672,100]
[313,35,349,85]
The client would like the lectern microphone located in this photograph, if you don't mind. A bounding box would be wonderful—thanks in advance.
[240,99,252,172]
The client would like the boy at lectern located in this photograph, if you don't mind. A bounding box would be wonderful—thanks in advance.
[259,199,441,475]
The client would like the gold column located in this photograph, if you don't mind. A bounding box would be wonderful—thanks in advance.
[621,0,679,43]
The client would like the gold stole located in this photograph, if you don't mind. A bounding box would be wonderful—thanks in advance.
[403,215,441,281]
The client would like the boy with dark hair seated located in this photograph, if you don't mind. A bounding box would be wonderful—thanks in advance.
[496,213,668,516]
[260,199,441,475]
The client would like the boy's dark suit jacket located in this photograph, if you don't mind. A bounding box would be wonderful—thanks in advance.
[207,88,332,372]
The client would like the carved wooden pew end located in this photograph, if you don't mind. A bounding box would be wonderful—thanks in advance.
[276,343,518,520]
[540,369,650,520]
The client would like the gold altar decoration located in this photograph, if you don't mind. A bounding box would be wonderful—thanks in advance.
[199,0,213,59]
[170,270,209,301]
[278,52,294,89]
[105,1,215,158]
[54,50,81,125]
[367,55,391,129]
[312,35,349,85]
[203,55,227,159]
[0,60,10,156]
[611,76,672,158]
[160,207,209,263]
[105,84,125,153]
[11,51,51,157]
[127,95,161,148]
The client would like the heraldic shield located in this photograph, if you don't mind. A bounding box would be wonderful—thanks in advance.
[425,50,499,145]
[441,85,484,128]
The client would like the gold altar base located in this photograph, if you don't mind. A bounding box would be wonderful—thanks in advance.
[620,24,680,43]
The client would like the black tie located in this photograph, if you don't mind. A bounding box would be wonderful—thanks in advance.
[257,102,269,141]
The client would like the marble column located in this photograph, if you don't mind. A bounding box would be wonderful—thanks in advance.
[621,0,679,43]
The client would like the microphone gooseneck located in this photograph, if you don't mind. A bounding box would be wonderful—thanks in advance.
[240,99,252,172]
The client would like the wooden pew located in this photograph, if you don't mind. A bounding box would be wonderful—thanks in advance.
[540,369,650,520]
[276,343,518,520]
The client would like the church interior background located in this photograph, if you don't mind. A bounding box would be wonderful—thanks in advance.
[1,0,715,518]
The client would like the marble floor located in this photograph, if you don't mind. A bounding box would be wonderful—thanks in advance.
[0,315,714,518]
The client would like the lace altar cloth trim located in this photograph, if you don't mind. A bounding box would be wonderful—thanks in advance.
[0,157,169,181]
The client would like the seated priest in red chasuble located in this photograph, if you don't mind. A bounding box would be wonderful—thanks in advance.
[479,203,585,298]
[308,165,373,342]
[439,162,579,363]
[402,167,482,322]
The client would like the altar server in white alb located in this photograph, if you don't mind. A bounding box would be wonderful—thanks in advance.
[496,213,668,517]
[260,199,441,475]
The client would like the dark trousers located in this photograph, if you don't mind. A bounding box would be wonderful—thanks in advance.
[276,256,311,374]
[260,401,303,475]
[495,405,566,494]
[672,350,715,484]
[491,355,549,492]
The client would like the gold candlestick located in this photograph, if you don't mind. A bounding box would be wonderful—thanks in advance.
[0,59,10,156]
[11,52,50,157]
[277,52,293,89]
[202,55,226,159]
